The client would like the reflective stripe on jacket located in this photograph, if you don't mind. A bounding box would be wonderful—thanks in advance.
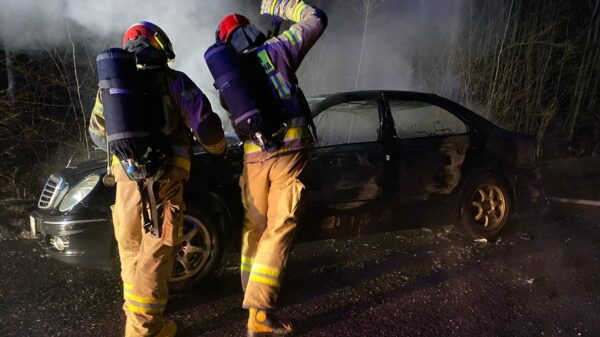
[88,68,226,173]
[243,0,327,163]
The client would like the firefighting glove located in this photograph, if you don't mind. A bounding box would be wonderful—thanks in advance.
[260,0,305,21]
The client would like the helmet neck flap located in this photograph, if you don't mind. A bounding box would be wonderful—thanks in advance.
[123,21,175,65]
[229,25,267,54]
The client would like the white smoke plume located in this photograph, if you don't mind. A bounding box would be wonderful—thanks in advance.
[298,0,465,97]
[0,0,264,112]
[0,0,467,102]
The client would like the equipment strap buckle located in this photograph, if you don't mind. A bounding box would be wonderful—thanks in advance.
[140,178,161,238]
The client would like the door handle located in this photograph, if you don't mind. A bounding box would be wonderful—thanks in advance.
[367,153,391,163]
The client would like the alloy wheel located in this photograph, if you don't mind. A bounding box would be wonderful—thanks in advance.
[171,215,212,282]
[470,183,507,230]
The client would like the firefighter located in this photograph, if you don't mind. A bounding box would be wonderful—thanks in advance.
[214,1,327,335]
[88,21,226,337]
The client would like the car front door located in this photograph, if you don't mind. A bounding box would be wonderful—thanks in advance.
[299,94,391,239]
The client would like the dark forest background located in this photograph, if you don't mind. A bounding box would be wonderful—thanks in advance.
[1,0,599,200]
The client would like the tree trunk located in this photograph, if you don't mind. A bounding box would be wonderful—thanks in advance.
[5,49,16,100]
[354,1,371,90]
[567,7,600,145]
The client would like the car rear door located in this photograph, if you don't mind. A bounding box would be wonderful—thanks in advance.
[383,93,471,204]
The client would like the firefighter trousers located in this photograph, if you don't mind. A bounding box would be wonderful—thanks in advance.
[112,164,188,337]
[240,151,307,310]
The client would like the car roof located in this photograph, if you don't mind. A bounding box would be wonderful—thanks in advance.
[307,90,501,134]
[308,90,438,114]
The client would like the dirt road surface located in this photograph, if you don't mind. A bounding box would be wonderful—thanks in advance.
[1,205,599,337]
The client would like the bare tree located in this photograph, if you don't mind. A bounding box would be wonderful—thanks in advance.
[487,0,514,111]
[453,0,600,158]
[4,49,16,100]
[66,21,91,158]
[566,0,600,145]
[346,0,386,90]
[0,42,99,199]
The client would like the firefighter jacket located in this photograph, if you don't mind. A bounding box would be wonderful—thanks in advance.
[243,0,328,163]
[88,68,226,175]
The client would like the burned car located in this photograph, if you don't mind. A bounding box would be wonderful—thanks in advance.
[30,91,538,290]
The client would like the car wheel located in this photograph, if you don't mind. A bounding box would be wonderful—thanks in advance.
[169,211,223,291]
[458,174,512,240]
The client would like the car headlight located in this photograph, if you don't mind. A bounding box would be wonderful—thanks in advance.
[58,175,100,212]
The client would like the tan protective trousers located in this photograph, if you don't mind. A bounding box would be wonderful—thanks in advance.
[112,164,188,337]
[240,151,307,310]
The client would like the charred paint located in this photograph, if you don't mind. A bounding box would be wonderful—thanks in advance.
[302,142,386,205]
[390,135,469,203]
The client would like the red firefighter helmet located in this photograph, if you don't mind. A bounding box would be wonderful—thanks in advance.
[123,21,175,61]
[217,13,250,42]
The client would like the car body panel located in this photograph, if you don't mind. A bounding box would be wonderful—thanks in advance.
[304,142,387,205]
[390,135,470,202]
[30,210,114,269]
[31,90,539,271]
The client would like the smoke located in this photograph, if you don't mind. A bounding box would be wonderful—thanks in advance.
[299,0,466,98]
[0,0,467,105]
[0,0,265,115]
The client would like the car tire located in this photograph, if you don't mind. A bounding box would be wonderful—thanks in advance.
[169,210,224,292]
[457,173,512,240]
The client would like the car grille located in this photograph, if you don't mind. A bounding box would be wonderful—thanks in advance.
[38,176,64,209]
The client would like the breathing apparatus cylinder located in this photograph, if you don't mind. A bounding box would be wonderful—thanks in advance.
[204,43,286,150]
[205,44,260,133]
[96,48,149,162]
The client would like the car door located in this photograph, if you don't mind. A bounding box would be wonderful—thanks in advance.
[299,94,390,239]
[384,94,471,204]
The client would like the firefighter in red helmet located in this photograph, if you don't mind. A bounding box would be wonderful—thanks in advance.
[212,1,328,335]
[89,21,225,337]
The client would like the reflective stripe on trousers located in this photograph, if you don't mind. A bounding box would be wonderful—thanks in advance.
[239,151,307,309]
[111,164,187,337]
